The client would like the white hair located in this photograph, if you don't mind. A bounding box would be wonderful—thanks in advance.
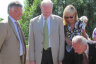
[41,0,53,7]
[80,16,88,21]
[72,35,87,45]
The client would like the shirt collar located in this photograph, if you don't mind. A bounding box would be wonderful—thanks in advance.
[9,16,16,23]
[41,14,51,21]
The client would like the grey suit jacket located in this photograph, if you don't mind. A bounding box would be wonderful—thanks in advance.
[29,14,65,64]
[0,17,26,64]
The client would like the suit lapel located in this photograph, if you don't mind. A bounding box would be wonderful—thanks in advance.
[50,15,54,36]
[8,16,26,64]
[8,17,19,41]
[8,17,26,64]
[38,15,43,35]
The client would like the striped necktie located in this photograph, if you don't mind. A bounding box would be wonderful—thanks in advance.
[15,22,23,55]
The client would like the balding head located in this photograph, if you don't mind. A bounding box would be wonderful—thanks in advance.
[72,35,87,54]
[40,0,53,18]
[41,0,53,7]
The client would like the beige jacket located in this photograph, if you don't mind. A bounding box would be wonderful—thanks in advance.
[29,14,65,64]
[0,17,26,64]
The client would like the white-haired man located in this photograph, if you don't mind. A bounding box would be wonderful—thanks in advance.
[0,1,26,64]
[28,0,65,64]
[72,35,96,64]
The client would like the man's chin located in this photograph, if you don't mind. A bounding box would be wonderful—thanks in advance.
[75,51,82,54]
[77,52,83,54]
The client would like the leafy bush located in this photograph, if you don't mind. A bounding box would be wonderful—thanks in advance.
[20,0,96,45]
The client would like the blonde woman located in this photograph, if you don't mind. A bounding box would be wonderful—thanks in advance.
[62,5,87,64]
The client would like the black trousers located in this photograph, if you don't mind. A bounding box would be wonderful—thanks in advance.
[41,48,53,64]
[88,44,96,64]
[62,48,83,64]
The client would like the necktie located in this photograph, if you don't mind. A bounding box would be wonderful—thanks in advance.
[15,22,23,56]
[83,52,88,64]
[43,18,49,50]
[15,22,23,40]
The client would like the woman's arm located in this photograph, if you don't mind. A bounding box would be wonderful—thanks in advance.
[82,29,88,39]
[65,37,72,46]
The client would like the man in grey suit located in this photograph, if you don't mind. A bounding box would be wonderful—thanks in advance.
[28,0,65,64]
[0,1,26,64]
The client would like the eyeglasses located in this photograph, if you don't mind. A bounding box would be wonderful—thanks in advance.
[64,16,74,19]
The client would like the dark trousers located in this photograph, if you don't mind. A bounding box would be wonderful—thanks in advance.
[41,48,53,64]
[62,48,83,64]
[88,44,96,64]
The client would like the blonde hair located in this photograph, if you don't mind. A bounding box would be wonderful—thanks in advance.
[63,5,78,26]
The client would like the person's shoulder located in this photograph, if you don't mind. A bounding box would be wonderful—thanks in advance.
[52,14,62,19]
[87,40,96,45]
[93,28,96,31]
[0,19,8,31]
[0,18,8,25]
[51,14,63,23]
[30,15,41,23]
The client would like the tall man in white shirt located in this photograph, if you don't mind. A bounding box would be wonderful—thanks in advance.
[0,1,26,64]
[28,0,65,64]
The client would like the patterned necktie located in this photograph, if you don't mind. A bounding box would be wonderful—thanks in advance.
[43,18,49,50]
[15,22,23,55]
[15,22,23,40]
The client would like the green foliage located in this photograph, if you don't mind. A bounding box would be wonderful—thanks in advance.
[63,0,96,39]
[53,0,65,17]
[20,0,96,45]
[20,0,41,44]
[0,18,3,21]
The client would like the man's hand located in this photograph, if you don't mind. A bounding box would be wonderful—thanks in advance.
[58,61,62,64]
[30,61,35,64]
[65,37,72,46]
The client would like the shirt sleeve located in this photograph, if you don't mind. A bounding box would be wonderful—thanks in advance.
[81,21,85,30]
[92,28,96,38]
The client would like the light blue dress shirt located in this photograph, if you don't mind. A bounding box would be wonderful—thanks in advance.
[42,14,51,47]
[9,16,23,56]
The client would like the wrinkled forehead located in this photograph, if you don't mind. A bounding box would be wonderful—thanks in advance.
[10,6,22,9]
[73,42,80,46]
[41,4,53,11]
[9,6,22,12]
[42,3,52,8]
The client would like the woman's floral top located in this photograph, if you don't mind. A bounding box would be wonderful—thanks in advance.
[64,20,85,41]
[64,20,85,52]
